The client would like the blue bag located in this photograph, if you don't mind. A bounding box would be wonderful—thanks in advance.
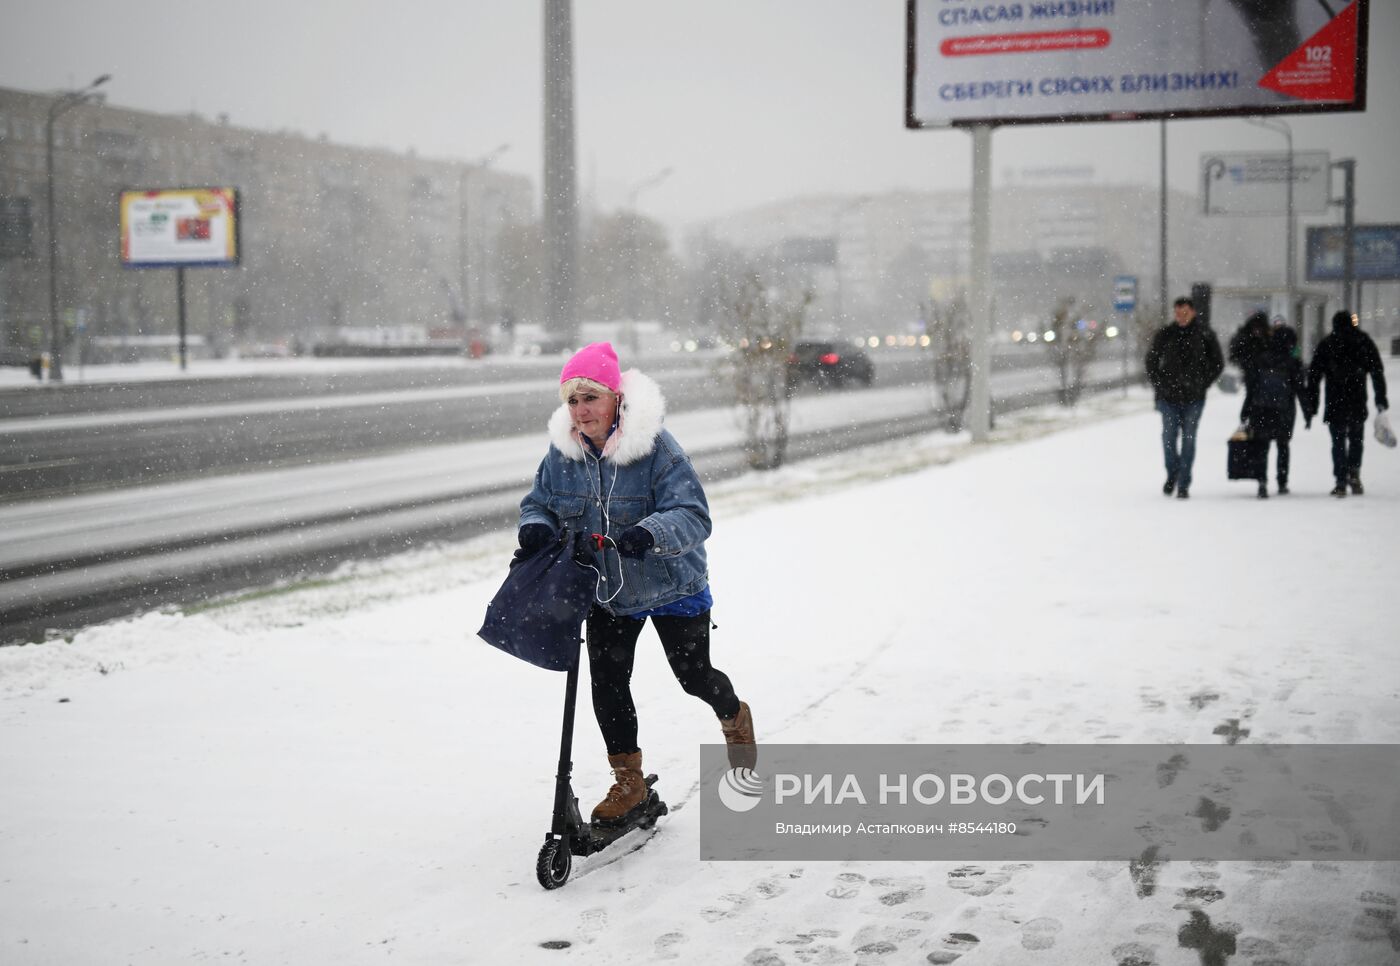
[478,530,596,671]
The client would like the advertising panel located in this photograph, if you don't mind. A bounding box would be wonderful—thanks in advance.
[907,0,1368,128]
[120,188,239,267]
[1201,150,1331,215]
[1305,224,1400,282]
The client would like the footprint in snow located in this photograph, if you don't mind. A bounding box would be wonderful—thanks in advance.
[700,892,751,923]
[1110,940,1158,966]
[1139,689,1167,712]
[1243,860,1289,881]
[946,864,1020,898]
[775,928,844,964]
[1350,889,1400,946]
[1236,936,1292,963]
[869,874,926,907]
[653,931,686,960]
[826,871,866,900]
[1129,845,1163,899]
[790,942,848,965]
[1213,718,1250,744]
[852,939,899,961]
[1019,917,1062,950]
[754,875,790,900]
[577,907,607,943]
[852,922,924,954]
[924,931,980,964]
[1188,690,1221,711]
[777,928,841,946]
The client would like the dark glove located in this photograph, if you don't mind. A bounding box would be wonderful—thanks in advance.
[1305,417,1312,430]
[615,525,655,558]
[518,523,555,553]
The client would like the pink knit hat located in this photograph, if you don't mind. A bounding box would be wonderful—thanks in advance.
[559,342,621,394]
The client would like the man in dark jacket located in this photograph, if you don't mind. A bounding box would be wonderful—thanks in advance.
[1308,310,1389,497]
[1145,296,1225,499]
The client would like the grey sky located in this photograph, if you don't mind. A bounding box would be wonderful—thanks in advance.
[3,0,1396,231]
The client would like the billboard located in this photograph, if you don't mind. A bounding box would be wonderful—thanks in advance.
[907,0,1368,128]
[120,188,239,267]
[1305,224,1400,282]
[1201,150,1331,215]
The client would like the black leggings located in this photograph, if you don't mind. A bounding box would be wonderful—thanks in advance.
[586,605,741,756]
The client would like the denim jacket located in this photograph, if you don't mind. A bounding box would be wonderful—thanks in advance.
[519,369,711,616]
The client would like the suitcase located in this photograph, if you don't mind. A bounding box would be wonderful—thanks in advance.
[1227,437,1267,480]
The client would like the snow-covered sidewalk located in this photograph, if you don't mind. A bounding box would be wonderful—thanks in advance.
[1,387,1397,965]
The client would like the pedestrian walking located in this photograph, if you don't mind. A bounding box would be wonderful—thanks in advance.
[1146,296,1225,499]
[1307,311,1389,497]
[518,342,757,828]
[1228,310,1271,370]
[1240,323,1310,498]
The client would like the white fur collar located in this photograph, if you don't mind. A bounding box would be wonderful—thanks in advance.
[547,369,666,465]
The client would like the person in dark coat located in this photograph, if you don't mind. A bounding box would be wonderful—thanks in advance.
[1307,311,1389,496]
[1241,324,1310,498]
[1145,296,1225,499]
[1228,310,1272,370]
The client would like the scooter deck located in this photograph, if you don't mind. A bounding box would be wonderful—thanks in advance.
[569,775,668,856]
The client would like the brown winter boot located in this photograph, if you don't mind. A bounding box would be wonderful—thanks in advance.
[591,751,647,826]
[720,701,757,771]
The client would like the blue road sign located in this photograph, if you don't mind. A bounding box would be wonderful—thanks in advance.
[1112,275,1138,313]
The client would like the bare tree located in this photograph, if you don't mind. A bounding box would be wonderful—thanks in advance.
[1044,295,1099,406]
[922,296,972,431]
[720,274,812,470]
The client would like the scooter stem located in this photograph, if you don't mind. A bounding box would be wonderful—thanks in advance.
[551,656,582,836]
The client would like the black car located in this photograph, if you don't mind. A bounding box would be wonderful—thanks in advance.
[787,340,874,388]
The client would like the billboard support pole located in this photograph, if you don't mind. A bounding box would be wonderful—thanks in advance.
[967,124,993,443]
[1335,159,1357,312]
[175,266,187,371]
[1159,119,1169,328]
[174,267,187,370]
[1286,139,1295,326]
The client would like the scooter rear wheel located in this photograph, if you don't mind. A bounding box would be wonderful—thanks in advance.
[536,838,572,890]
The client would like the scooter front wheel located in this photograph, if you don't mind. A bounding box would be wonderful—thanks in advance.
[536,837,572,890]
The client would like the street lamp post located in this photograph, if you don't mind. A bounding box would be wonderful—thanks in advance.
[45,73,110,383]
[1246,116,1295,329]
[459,142,510,329]
[625,166,673,350]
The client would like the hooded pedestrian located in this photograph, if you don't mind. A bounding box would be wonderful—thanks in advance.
[1307,311,1389,496]
[1240,323,1310,497]
[1228,310,1272,370]
[518,343,757,828]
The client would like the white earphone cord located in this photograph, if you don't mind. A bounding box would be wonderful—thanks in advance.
[585,449,625,604]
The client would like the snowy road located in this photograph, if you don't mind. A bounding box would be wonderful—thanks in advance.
[0,360,1135,641]
[1,384,1395,965]
[0,349,1108,498]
